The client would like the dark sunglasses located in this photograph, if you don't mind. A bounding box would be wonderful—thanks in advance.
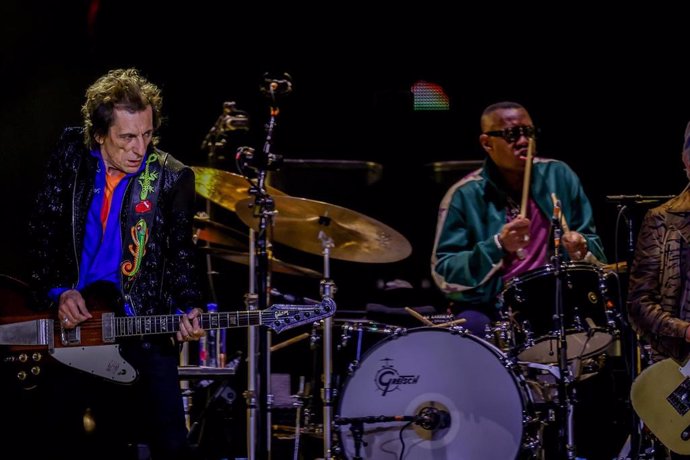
[484,125,537,144]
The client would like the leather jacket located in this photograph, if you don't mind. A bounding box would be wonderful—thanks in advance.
[628,186,690,361]
[27,127,201,315]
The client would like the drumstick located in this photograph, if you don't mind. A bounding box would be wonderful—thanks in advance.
[270,332,310,352]
[404,307,434,326]
[519,138,536,218]
[433,318,468,328]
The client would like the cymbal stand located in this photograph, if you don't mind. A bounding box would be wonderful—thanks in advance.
[318,230,337,460]
[605,196,673,459]
[239,75,290,460]
[199,101,250,305]
[551,208,577,460]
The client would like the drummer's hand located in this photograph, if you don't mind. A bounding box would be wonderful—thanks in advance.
[563,231,587,261]
[498,217,531,254]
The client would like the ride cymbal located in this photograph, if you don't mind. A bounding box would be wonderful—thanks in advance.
[234,196,412,263]
[199,247,322,278]
[192,167,287,212]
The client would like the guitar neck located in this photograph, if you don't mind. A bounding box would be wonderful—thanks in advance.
[113,311,265,338]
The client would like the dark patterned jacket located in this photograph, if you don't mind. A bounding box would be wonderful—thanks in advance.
[628,187,690,361]
[27,127,201,316]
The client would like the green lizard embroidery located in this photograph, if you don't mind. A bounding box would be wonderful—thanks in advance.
[121,219,148,277]
[139,152,159,200]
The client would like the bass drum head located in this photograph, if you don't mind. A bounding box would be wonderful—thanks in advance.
[337,327,526,460]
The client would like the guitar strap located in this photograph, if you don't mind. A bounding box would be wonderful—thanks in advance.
[120,150,166,297]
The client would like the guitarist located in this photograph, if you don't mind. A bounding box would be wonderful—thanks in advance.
[21,69,206,460]
[628,121,690,459]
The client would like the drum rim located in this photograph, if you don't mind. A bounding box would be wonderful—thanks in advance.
[503,261,604,289]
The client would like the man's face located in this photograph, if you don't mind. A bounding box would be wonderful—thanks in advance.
[480,108,535,173]
[97,105,153,175]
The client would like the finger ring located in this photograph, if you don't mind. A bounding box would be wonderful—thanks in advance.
[62,317,69,324]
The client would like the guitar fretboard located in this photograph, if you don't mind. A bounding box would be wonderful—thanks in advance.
[113,311,269,337]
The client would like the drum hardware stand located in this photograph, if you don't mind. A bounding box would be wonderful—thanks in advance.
[551,205,577,460]
[199,101,250,306]
[318,230,338,460]
[291,376,306,460]
[239,74,291,460]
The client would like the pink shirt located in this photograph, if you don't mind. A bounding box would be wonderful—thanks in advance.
[502,198,550,282]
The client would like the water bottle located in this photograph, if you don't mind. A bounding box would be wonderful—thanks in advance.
[200,303,219,367]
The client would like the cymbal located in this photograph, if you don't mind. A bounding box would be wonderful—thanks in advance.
[235,196,412,263]
[193,215,248,250]
[200,247,322,278]
[192,167,287,212]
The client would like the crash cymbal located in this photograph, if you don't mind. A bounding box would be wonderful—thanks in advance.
[193,215,248,250]
[199,247,322,278]
[192,167,287,212]
[234,196,412,263]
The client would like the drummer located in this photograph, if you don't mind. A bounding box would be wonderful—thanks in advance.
[431,101,606,336]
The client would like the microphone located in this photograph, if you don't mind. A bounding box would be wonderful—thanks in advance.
[415,406,451,431]
[218,101,249,132]
[605,194,674,204]
[334,407,451,431]
[200,101,249,150]
[260,72,293,101]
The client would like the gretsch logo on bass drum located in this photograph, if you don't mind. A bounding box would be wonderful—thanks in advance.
[374,358,420,396]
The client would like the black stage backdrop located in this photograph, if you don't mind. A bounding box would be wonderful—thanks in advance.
[2,3,689,458]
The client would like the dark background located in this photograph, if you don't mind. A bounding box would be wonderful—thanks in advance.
[3,2,689,307]
[2,3,689,458]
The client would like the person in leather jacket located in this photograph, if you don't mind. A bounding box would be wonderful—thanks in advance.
[24,68,205,460]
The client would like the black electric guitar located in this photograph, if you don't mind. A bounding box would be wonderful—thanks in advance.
[0,277,335,386]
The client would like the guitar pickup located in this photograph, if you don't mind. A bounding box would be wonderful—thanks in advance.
[668,378,690,416]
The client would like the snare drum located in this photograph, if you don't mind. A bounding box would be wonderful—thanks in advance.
[501,262,617,364]
[312,319,400,385]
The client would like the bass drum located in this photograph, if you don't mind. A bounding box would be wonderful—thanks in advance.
[336,327,535,460]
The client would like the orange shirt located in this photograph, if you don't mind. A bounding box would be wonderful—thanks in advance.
[101,171,125,232]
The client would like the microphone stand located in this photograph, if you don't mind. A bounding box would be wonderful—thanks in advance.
[551,211,577,460]
[193,102,249,442]
[240,82,287,459]
[605,195,674,460]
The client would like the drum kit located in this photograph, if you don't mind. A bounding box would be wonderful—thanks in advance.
[189,160,626,460]
[189,91,629,459]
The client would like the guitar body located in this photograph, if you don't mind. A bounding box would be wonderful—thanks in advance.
[631,357,690,455]
[0,274,56,390]
[0,278,134,386]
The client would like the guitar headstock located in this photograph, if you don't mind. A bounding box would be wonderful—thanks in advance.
[264,297,336,333]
